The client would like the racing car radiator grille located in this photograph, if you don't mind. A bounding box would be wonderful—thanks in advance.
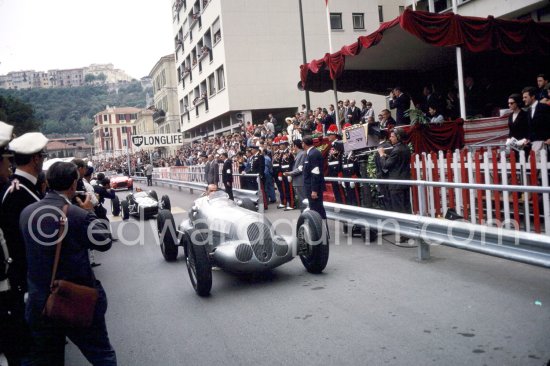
[247,222,273,263]
[235,243,253,262]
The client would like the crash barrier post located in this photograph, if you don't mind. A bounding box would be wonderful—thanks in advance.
[322,176,550,267]
[409,149,549,235]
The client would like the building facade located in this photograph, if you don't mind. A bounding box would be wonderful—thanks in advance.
[92,106,141,157]
[0,63,134,90]
[407,0,550,20]
[171,0,402,142]
[149,54,181,155]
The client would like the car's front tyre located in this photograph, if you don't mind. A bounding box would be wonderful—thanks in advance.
[121,199,129,220]
[157,209,178,261]
[111,196,121,217]
[296,210,329,274]
[185,232,212,297]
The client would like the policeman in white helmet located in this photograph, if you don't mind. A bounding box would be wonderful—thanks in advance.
[0,130,48,364]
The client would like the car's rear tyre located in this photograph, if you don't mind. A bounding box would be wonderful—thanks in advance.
[121,199,129,220]
[148,190,158,202]
[157,210,178,261]
[160,195,171,211]
[186,233,212,296]
[297,210,329,274]
[111,196,121,217]
[240,198,257,212]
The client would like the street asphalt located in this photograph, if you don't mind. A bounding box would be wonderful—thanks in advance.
[65,181,550,366]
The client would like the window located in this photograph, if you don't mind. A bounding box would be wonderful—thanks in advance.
[122,127,127,133]
[212,18,221,44]
[103,115,108,122]
[378,6,383,22]
[352,13,364,30]
[216,66,225,91]
[208,73,216,96]
[330,13,342,30]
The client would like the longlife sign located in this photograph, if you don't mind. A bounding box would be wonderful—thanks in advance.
[132,133,183,148]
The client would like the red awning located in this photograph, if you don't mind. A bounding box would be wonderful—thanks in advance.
[300,9,550,95]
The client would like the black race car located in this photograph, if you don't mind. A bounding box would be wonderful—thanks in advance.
[112,189,171,220]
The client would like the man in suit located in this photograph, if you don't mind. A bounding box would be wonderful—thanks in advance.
[0,132,48,366]
[346,100,362,125]
[389,86,411,125]
[284,139,306,210]
[522,86,550,153]
[144,163,153,186]
[302,136,326,219]
[20,161,117,365]
[377,129,411,214]
[220,152,234,200]
[205,154,219,186]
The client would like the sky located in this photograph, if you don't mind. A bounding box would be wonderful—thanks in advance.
[0,0,174,79]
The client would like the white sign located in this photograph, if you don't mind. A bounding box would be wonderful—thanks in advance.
[132,133,184,148]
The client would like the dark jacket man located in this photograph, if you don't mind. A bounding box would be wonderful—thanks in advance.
[389,87,411,125]
[221,153,234,200]
[20,161,117,365]
[302,137,326,219]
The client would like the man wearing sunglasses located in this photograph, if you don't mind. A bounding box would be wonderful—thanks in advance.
[0,131,48,365]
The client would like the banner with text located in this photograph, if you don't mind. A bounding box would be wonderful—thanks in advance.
[132,133,184,148]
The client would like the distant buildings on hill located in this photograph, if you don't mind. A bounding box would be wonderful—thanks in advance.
[0,63,134,90]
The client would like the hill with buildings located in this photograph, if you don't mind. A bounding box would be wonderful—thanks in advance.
[0,81,151,135]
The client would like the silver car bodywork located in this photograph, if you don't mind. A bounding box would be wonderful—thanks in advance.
[180,191,297,272]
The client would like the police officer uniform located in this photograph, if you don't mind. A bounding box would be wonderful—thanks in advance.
[271,142,285,208]
[280,140,295,210]
[222,155,234,200]
[326,125,345,204]
[0,131,48,365]
[341,152,361,206]
[250,145,268,208]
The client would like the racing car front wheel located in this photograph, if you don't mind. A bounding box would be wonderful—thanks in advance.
[121,199,130,220]
[160,195,171,211]
[111,196,121,217]
[186,233,212,297]
[157,210,178,261]
[296,210,329,274]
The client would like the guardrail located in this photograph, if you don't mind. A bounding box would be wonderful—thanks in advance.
[322,176,550,268]
[131,173,262,210]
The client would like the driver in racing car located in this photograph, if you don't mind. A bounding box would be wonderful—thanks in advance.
[206,183,218,198]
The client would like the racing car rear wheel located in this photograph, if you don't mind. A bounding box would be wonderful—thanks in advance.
[160,195,171,211]
[121,199,130,220]
[186,233,212,296]
[239,198,257,212]
[157,210,178,261]
[296,210,329,274]
[148,190,158,202]
[111,196,121,217]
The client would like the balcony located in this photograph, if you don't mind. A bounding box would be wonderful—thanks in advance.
[153,109,166,124]
[175,39,183,50]
[198,46,210,61]
[189,12,201,29]
[181,67,191,78]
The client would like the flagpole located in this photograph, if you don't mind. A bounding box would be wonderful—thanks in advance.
[452,0,467,119]
[298,0,311,112]
[325,0,340,133]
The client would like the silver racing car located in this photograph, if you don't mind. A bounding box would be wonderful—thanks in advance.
[157,191,329,296]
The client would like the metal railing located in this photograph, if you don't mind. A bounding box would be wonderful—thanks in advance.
[322,176,550,268]
[132,172,262,210]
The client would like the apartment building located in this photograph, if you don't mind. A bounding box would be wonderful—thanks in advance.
[172,0,405,141]
[149,54,181,155]
[408,0,550,19]
[0,63,134,90]
[92,106,142,157]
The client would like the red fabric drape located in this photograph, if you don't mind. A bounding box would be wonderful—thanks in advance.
[300,9,550,88]
[401,120,464,154]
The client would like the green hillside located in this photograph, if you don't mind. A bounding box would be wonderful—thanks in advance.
[0,81,151,135]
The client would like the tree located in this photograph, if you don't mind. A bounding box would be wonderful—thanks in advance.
[0,95,41,136]
[85,74,96,83]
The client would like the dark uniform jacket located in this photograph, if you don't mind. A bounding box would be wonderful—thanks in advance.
[528,102,550,142]
[0,174,41,291]
[304,147,325,195]
[250,152,265,180]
